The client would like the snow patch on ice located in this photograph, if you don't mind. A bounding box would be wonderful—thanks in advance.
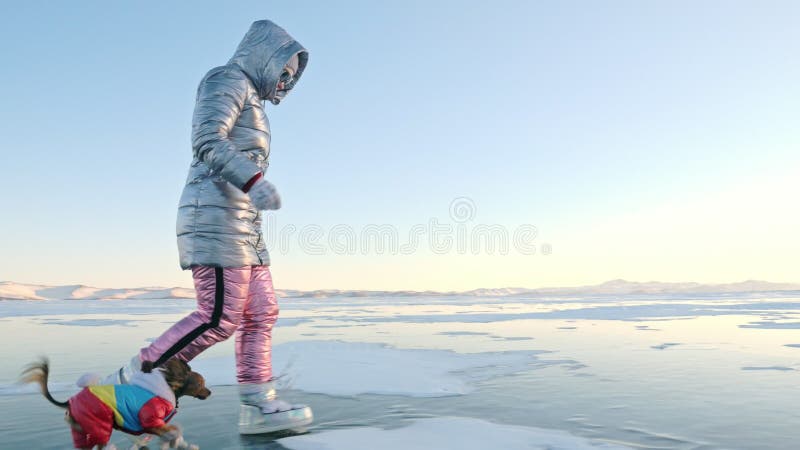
[492,335,534,341]
[436,331,491,336]
[40,318,137,327]
[191,341,553,397]
[348,301,800,324]
[278,416,632,450]
[0,298,196,317]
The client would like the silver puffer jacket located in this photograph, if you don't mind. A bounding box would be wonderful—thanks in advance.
[176,20,308,269]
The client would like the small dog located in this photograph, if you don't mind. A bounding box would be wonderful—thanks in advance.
[20,357,211,450]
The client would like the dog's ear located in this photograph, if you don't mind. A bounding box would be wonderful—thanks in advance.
[160,358,191,392]
[176,358,191,373]
[161,358,189,375]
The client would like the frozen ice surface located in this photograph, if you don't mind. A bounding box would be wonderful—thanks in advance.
[192,341,551,397]
[3,291,800,449]
[739,321,800,329]
[279,416,632,450]
[651,343,681,350]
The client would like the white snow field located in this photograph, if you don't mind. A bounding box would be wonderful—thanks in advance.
[1,287,799,449]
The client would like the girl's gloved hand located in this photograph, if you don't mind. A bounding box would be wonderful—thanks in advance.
[247,178,282,210]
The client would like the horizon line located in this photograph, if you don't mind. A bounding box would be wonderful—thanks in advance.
[3,278,800,295]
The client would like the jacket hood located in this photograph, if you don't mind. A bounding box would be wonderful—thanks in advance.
[228,20,309,102]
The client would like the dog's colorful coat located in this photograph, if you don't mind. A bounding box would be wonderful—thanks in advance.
[68,371,176,448]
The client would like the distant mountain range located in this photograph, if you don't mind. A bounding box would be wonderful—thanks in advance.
[1,279,799,301]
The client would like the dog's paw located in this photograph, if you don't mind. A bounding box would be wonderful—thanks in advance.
[127,433,155,449]
[158,435,198,449]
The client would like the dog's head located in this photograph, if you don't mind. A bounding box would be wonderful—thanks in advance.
[142,359,211,400]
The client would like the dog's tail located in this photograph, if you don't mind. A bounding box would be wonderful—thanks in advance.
[19,357,69,409]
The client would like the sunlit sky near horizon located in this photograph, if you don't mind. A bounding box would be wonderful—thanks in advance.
[1,1,798,291]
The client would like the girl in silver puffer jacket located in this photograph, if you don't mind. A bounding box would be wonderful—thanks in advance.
[99,19,313,435]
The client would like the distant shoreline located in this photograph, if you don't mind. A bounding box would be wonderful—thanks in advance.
[2,279,799,301]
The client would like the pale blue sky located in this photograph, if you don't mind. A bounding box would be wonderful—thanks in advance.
[1,1,798,290]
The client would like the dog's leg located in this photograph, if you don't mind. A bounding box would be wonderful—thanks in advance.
[65,410,85,433]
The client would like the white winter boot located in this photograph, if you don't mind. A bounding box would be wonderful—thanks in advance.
[76,354,142,387]
[238,382,313,434]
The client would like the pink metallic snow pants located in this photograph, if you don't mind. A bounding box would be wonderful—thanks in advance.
[140,265,278,384]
